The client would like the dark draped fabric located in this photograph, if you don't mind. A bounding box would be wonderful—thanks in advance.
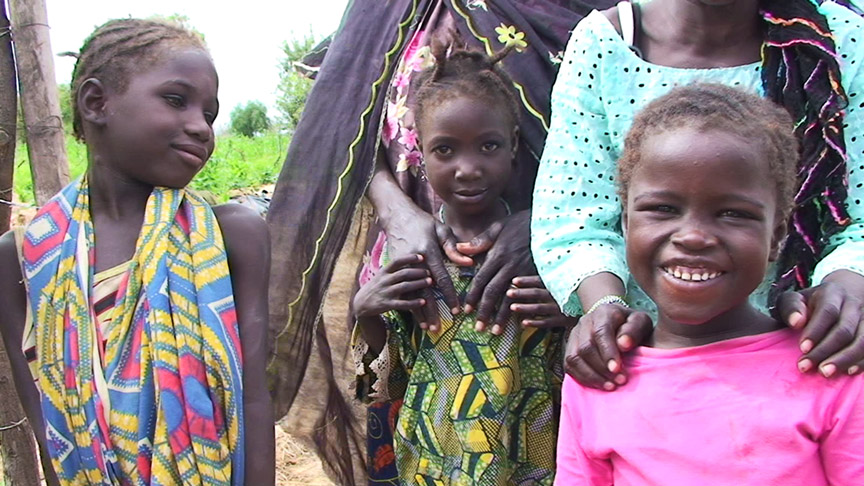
[266,1,615,484]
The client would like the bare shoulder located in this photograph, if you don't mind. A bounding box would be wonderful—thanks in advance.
[212,203,270,262]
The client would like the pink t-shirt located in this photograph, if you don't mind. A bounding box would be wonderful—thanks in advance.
[555,329,864,486]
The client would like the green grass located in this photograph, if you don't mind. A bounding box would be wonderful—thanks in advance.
[12,131,290,205]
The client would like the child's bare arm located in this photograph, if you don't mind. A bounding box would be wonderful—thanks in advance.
[353,254,431,353]
[214,205,275,486]
[0,232,60,486]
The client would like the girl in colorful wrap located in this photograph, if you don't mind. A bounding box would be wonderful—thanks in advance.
[352,45,575,486]
[0,19,274,485]
[555,83,864,485]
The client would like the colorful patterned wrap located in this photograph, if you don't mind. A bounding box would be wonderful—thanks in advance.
[21,177,245,485]
[355,254,562,485]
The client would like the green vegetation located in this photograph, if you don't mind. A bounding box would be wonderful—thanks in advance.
[12,132,289,205]
[230,101,271,137]
[276,32,318,131]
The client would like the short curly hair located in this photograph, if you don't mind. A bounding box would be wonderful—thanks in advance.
[70,18,208,140]
[618,83,799,219]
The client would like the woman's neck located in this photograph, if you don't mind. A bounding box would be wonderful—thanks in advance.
[440,199,509,243]
[638,0,763,68]
[650,302,783,349]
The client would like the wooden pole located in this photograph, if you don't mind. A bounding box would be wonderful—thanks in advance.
[9,0,67,206]
[0,0,14,233]
[1,3,50,485]
[0,344,40,486]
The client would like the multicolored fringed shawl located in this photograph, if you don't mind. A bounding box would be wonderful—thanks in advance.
[760,0,854,298]
[22,177,245,485]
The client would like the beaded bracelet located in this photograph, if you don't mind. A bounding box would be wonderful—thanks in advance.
[585,295,629,315]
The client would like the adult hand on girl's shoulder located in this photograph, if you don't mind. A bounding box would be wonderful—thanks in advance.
[382,202,463,331]
[506,275,577,328]
[457,209,533,334]
[213,203,275,486]
[777,269,864,378]
[566,303,652,391]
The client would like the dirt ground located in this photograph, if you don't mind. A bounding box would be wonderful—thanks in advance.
[276,423,336,485]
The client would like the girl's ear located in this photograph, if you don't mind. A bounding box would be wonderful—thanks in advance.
[77,78,108,128]
[768,218,788,262]
[510,125,519,159]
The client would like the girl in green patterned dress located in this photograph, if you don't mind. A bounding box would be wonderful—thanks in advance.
[352,46,575,486]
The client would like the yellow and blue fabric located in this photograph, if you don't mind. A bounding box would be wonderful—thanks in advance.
[355,260,561,486]
[21,177,245,485]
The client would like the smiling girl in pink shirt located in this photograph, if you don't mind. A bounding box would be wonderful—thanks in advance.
[555,84,864,486]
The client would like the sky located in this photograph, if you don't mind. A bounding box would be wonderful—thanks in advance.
[44,0,350,130]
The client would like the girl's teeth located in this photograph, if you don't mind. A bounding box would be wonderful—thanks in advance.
[665,267,721,281]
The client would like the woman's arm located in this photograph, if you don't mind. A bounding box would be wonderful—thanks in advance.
[531,15,654,387]
[0,232,59,485]
[215,205,275,486]
[530,15,631,318]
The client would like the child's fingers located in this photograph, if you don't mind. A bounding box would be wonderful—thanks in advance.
[505,287,549,303]
[383,267,430,285]
[520,316,573,328]
[508,302,559,316]
[510,275,543,288]
[384,254,425,272]
[390,277,434,296]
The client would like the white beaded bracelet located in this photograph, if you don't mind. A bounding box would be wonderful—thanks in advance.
[585,295,629,315]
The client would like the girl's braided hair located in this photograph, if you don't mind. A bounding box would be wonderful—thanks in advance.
[760,0,851,299]
[411,39,519,135]
[70,18,207,141]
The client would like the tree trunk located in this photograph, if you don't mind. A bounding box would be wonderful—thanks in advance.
[0,343,40,486]
[9,0,67,206]
[0,0,15,233]
[1,3,47,484]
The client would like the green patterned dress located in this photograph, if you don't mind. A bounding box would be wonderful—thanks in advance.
[354,262,562,486]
